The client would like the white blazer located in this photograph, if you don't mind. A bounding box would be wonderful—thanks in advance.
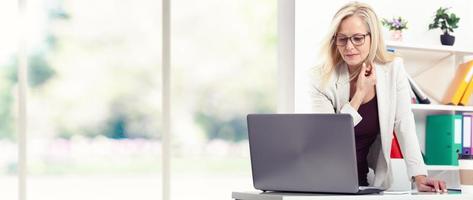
[310,57,427,189]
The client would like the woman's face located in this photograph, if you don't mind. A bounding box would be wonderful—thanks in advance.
[336,16,371,68]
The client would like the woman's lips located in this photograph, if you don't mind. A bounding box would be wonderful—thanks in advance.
[345,54,359,59]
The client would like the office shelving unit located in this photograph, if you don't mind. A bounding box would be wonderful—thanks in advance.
[386,40,473,56]
[386,41,473,172]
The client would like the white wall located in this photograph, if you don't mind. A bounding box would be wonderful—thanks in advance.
[295,0,473,111]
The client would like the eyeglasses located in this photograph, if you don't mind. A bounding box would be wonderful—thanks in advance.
[334,33,370,46]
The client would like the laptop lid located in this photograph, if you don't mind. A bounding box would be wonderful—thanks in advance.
[247,113,360,193]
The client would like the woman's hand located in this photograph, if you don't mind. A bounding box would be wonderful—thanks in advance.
[355,62,376,96]
[414,175,447,193]
[350,62,376,110]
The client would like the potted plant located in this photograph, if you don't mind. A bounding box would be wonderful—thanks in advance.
[428,7,460,46]
[382,17,408,41]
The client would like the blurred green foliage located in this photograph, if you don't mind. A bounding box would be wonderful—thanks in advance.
[0,70,14,139]
[0,0,276,143]
[0,52,55,139]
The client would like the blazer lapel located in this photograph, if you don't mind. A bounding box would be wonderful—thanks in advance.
[336,63,350,110]
[375,64,390,163]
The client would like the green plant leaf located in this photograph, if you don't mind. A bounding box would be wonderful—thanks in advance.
[436,7,443,15]
[430,7,459,33]
[428,23,435,30]
[433,18,439,26]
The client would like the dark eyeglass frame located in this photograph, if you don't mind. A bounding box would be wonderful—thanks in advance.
[333,33,371,46]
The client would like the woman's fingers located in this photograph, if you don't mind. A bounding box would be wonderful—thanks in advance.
[439,180,447,192]
[360,62,368,77]
[425,179,447,193]
[429,179,448,193]
[370,61,376,75]
[432,180,440,192]
[370,66,376,79]
[416,176,448,193]
[417,183,434,192]
[366,62,376,83]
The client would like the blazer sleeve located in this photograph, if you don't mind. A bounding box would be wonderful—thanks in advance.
[392,58,428,179]
[310,81,336,113]
[310,73,362,125]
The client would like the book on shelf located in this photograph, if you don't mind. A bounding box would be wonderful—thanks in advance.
[425,114,462,166]
[388,45,430,104]
[391,132,403,159]
[407,74,430,104]
[442,60,473,105]
[459,70,473,105]
[408,85,419,104]
[461,113,473,156]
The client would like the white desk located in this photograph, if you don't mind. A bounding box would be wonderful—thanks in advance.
[232,191,473,200]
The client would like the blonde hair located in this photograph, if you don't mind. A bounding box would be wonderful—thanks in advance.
[316,1,394,86]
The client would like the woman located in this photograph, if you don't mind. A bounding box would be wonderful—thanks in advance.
[311,2,447,192]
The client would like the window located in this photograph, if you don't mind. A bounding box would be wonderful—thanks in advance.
[170,0,277,199]
[25,0,162,199]
[0,1,19,199]
[7,0,278,199]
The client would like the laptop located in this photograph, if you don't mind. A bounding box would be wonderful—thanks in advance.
[247,113,384,194]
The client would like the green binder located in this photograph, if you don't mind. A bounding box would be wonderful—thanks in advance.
[425,114,462,166]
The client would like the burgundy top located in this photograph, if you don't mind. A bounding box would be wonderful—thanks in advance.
[353,95,380,186]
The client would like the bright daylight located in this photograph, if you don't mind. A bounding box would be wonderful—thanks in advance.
[0,0,275,199]
[2,0,473,200]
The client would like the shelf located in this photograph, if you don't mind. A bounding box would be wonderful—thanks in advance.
[386,41,473,164]
[411,104,473,112]
[411,104,473,154]
[386,41,473,56]
[426,165,459,171]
